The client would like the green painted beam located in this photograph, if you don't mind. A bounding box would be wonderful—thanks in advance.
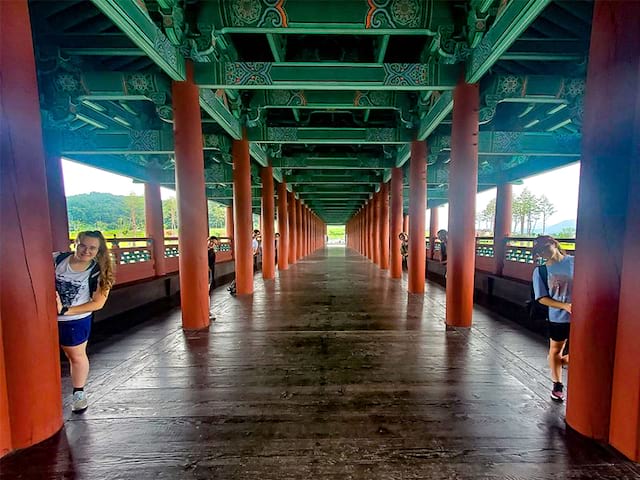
[467,0,552,83]
[274,155,394,170]
[194,62,459,91]
[295,185,373,194]
[298,195,371,201]
[90,0,185,80]
[374,34,389,63]
[501,38,586,62]
[478,75,584,125]
[208,0,453,36]
[249,90,408,110]
[199,90,242,140]
[426,131,581,158]
[288,173,380,185]
[248,127,412,144]
[266,33,286,62]
[409,0,551,152]
[415,91,453,146]
[248,143,269,168]
[59,130,224,155]
[88,1,243,142]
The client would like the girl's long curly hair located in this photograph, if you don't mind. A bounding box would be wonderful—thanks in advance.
[77,230,115,293]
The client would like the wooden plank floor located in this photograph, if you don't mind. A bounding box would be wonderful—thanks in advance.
[2,247,639,479]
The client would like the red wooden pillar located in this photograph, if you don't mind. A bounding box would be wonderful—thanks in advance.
[403,214,409,234]
[360,209,364,255]
[288,191,297,264]
[368,200,374,261]
[304,205,309,256]
[226,205,234,239]
[261,166,275,279]
[372,192,380,266]
[362,209,366,256]
[301,205,307,257]
[45,147,71,252]
[364,203,369,259]
[408,141,427,294]
[145,181,167,277]
[296,199,303,259]
[493,183,512,276]
[173,62,210,328]
[364,207,369,258]
[610,87,640,460]
[0,330,10,458]
[567,0,640,447]
[390,168,403,278]
[0,0,63,454]
[308,210,313,253]
[446,80,479,328]
[232,137,254,295]
[380,182,390,270]
[277,181,289,271]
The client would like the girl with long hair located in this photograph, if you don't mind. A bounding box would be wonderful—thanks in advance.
[54,230,114,412]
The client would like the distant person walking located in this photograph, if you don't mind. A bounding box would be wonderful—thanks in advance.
[207,236,219,292]
[252,229,262,271]
[399,232,409,270]
[531,235,574,402]
[436,229,448,264]
[54,230,114,413]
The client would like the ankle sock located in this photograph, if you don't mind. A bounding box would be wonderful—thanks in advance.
[73,387,84,394]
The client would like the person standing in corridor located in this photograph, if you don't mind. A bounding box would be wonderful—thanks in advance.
[532,235,574,402]
[54,230,114,413]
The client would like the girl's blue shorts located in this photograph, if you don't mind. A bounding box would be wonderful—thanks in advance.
[58,315,92,347]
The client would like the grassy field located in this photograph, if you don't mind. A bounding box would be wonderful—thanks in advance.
[327,225,345,242]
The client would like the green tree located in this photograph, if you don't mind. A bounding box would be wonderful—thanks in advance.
[512,188,540,235]
[538,195,556,234]
[163,197,178,233]
[124,192,145,234]
[207,200,226,228]
[478,198,496,231]
[556,227,576,238]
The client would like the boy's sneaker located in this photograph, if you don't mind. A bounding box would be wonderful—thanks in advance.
[550,382,565,402]
[72,390,88,413]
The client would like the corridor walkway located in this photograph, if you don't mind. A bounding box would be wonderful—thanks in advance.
[2,247,638,479]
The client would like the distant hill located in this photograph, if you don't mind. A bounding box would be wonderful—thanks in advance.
[534,219,576,235]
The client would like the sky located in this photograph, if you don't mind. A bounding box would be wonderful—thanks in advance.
[62,158,176,200]
[62,158,580,227]
[436,161,580,230]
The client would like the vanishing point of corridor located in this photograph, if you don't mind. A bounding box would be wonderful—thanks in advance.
[1,247,637,479]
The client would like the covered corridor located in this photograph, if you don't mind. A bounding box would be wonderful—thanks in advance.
[1,247,638,479]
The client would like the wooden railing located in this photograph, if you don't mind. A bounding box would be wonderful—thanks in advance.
[472,236,576,281]
[68,236,235,286]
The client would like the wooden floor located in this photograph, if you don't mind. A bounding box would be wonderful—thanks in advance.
[2,247,639,479]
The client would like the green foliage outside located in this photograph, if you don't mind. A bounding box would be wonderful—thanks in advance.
[327,225,345,241]
[476,188,567,236]
[67,192,229,239]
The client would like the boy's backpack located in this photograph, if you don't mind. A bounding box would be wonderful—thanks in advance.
[527,264,549,324]
[54,252,101,296]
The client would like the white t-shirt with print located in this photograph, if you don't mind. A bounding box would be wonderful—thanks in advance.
[54,254,95,322]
